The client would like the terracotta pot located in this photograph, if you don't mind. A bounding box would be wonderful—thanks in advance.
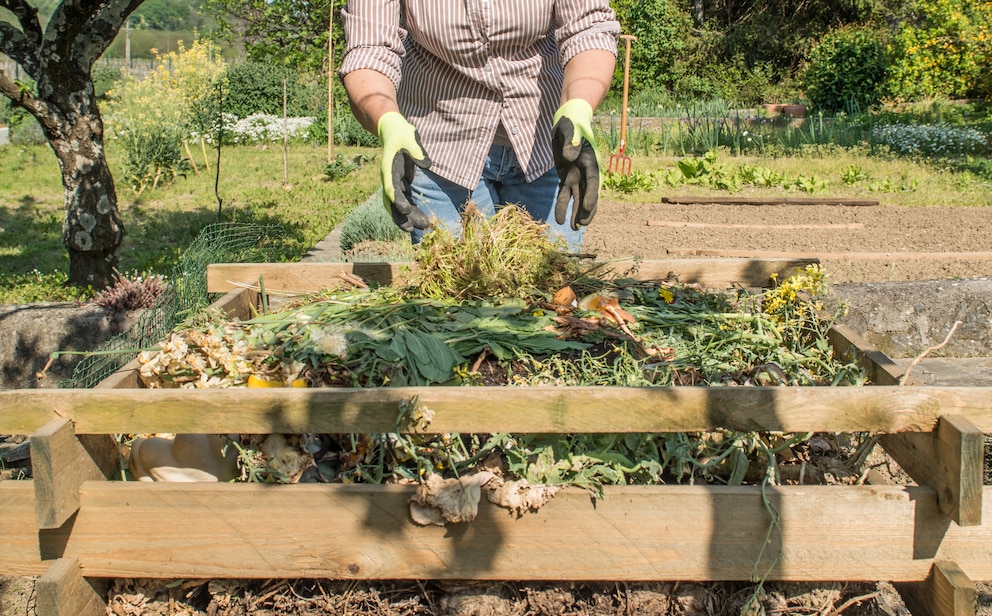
[762,103,783,116]
[782,104,807,118]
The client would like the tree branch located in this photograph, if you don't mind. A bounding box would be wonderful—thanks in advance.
[0,0,43,66]
[0,69,47,118]
[0,0,44,42]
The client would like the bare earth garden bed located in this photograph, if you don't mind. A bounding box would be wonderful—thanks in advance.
[2,199,991,615]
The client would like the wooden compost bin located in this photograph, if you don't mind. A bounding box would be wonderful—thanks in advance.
[2,258,989,616]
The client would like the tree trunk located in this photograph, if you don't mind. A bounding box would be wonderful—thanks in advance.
[41,84,125,290]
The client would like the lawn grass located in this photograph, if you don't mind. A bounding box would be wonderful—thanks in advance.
[0,142,379,303]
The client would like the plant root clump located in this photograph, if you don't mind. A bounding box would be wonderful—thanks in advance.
[92,269,168,312]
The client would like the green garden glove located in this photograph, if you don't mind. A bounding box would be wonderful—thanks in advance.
[552,99,601,230]
[378,111,433,232]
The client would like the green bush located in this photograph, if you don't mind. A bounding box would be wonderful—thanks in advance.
[103,41,224,193]
[706,56,780,106]
[306,110,380,147]
[224,61,324,119]
[801,27,889,113]
[612,0,693,94]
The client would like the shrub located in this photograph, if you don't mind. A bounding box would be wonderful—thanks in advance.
[92,65,125,100]
[339,196,404,252]
[103,39,226,192]
[224,61,324,119]
[612,0,693,94]
[886,0,992,101]
[801,27,889,113]
[306,110,380,147]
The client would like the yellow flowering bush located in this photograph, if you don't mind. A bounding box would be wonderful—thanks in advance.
[103,40,227,193]
[887,0,992,100]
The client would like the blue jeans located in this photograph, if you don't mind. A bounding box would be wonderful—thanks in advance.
[408,144,585,252]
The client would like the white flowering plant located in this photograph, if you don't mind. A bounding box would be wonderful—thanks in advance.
[226,113,316,145]
[871,123,989,159]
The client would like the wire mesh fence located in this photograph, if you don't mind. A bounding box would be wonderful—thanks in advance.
[60,222,284,389]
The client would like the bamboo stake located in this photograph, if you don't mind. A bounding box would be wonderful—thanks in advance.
[183,140,200,175]
[283,79,289,187]
[328,0,336,162]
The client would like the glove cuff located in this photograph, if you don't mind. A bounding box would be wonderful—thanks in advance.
[377,111,409,141]
[553,99,594,126]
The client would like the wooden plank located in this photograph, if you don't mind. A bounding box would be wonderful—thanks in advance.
[2,482,49,576]
[646,220,866,230]
[662,196,880,206]
[663,249,992,260]
[881,415,984,526]
[206,258,818,294]
[896,561,978,616]
[0,483,987,582]
[2,385,991,436]
[206,262,411,295]
[30,418,114,530]
[36,558,108,616]
[828,324,907,386]
[211,286,260,319]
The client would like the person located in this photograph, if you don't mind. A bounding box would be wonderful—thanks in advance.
[340,1,620,252]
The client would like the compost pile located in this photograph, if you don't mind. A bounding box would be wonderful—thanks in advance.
[134,205,867,501]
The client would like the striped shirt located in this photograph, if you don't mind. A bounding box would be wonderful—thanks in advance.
[341,0,619,189]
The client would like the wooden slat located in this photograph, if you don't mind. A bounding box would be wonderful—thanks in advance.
[30,418,114,529]
[1,482,991,582]
[827,324,907,386]
[2,386,991,436]
[646,220,866,230]
[662,196,880,206]
[663,249,992,260]
[211,286,261,319]
[881,415,984,526]
[205,258,819,295]
[36,558,108,616]
[206,262,411,295]
[896,561,978,616]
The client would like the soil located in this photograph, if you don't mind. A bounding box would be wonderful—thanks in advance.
[3,200,992,615]
[583,200,992,284]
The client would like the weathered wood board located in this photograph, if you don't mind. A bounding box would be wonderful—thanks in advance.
[2,481,991,582]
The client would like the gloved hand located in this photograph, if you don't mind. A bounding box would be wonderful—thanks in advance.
[378,111,433,232]
[552,99,600,230]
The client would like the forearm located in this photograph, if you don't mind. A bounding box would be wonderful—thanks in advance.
[343,69,401,134]
[560,49,616,109]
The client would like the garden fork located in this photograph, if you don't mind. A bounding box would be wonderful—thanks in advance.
[608,34,637,177]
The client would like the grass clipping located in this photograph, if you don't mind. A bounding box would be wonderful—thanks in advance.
[411,203,580,300]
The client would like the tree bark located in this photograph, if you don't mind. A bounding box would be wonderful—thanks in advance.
[48,103,125,290]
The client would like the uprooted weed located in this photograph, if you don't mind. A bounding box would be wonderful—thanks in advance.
[411,203,587,301]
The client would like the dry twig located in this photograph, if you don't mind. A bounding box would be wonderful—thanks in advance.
[899,320,963,385]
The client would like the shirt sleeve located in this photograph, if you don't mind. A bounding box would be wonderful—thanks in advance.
[553,0,621,67]
[339,0,406,89]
